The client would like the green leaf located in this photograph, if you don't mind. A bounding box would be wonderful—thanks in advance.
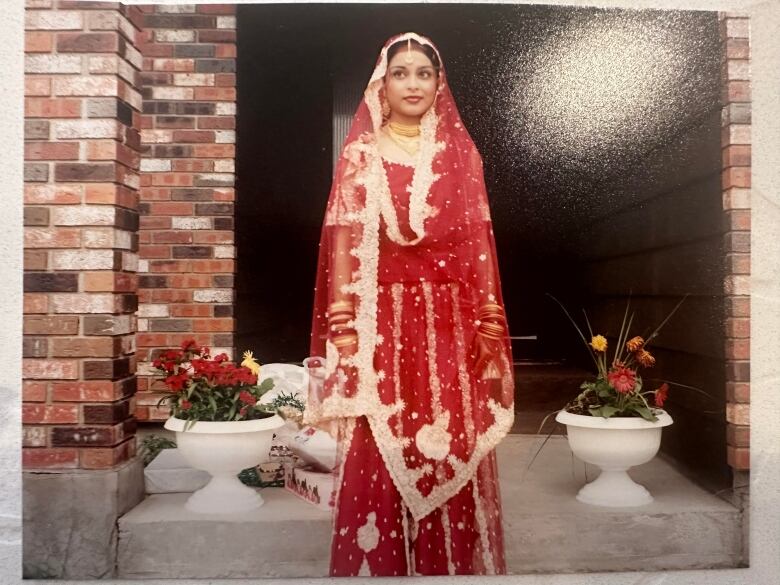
[634,406,658,422]
[258,378,275,394]
[228,401,237,421]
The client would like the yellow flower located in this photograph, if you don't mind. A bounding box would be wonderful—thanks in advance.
[626,336,645,352]
[589,335,608,352]
[240,350,261,376]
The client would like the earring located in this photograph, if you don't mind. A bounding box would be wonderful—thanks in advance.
[381,94,391,119]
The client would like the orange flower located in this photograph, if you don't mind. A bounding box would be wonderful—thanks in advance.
[636,349,656,368]
[626,336,645,352]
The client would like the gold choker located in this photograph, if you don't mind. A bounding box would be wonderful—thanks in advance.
[388,121,421,137]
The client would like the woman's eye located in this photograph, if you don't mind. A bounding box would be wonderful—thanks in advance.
[419,71,431,79]
[393,71,405,79]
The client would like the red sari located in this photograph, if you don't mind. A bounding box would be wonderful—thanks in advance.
[305,33,514,577]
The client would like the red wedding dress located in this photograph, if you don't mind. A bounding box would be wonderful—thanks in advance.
[305,33,515,577]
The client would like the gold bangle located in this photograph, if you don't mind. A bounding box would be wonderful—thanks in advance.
[477,331,504,341]
[329,300,354,313]
[332,335,358,348]
[479,322,505,333]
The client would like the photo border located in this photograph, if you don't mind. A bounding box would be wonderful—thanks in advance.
[3,0,778,583]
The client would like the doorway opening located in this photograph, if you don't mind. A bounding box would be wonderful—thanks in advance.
[235,4,728,490]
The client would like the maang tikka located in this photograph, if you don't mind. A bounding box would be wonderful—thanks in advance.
[404,38,414,64]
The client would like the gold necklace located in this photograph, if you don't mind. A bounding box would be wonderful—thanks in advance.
[388,121,420,137]
[384,124,420,156]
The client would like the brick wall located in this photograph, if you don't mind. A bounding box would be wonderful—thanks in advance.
[23,1,142,469]
[720,13,751,472]
[135,4,237,421]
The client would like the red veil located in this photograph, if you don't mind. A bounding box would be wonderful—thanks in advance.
[306,32,514,542]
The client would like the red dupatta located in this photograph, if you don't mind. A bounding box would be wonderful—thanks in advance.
[306,32,515,522]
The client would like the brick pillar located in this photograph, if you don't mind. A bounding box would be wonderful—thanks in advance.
[719,13,751,473]
[23,1,143,470]
[23,1,145,578]
[135,4,237,421]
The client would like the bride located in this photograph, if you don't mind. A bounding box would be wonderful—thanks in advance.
[306,32,515,576]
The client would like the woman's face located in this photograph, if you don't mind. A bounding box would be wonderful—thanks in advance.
[384,47,438,122]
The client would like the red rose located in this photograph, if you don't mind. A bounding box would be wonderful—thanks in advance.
[180,399,192,411]
[214,353,229,363]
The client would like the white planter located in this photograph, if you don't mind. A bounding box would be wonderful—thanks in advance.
[164,415,285,514]
[555,409,673,507]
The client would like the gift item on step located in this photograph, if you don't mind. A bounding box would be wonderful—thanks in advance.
[257,363,307,405]
[238,460,286,488]
[284,463,336,511]
[275,422,337,472]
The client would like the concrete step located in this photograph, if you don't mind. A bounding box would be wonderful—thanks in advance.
[117,435,743,578]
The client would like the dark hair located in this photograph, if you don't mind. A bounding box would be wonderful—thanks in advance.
[386,38,441,74]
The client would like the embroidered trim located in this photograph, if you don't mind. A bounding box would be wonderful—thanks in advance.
[472,477,496,575]
[450,282,476,450]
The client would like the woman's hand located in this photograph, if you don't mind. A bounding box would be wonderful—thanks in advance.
[470,333,504,379]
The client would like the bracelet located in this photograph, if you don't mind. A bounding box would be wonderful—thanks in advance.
[332,333,358,348]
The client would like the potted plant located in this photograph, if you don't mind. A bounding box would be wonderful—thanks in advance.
[154,339,285,514]
[550,295,688,507]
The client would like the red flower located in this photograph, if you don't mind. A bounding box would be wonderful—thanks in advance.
[163,349,182,361]
[214,353,229,363]
[152,358,163,369]
[180,399,192,411]
[239,406,248,417]
[238,390,257,406]
[164,372,189,392]
[607,366,637,394]
[654,383,670,407]
[180,338,197,351]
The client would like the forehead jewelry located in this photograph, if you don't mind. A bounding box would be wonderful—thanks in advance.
[404,38,414,64]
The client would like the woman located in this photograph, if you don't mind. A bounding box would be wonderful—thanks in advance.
[305,32,515,576]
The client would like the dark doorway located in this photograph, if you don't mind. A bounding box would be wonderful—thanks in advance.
[236,5,727,489]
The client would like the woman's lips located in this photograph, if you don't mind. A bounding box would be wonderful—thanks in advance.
[404,97,423,103]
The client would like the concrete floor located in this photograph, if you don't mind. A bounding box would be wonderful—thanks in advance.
[118,435,743,578]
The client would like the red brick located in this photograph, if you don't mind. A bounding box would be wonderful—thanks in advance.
[27,139,82,162]
[23,448,79,469]
[169,304,212,317]
[172,160,212,172]
[139,244,172,259]
[192,144,234,158]
[25,76,51,96]
[722,167,750,189]
[726,382,750,403]
[726,317,750,338]
[724,80,750,103]
[727,445,749,470]
[51,337,118,358]
[152,58,194,72]
[23,403,79,424]
[149,259,190,273]
[24,293,49,314]
[52,380,112,402]
[727,424,750,448]
[192,318,234,332]
[197,116,235,130]
[56,32,119,53]
[79,437,134,469]
[24,184,82,204]
[193,87,235,101]
[25,97,82,118]
[146,201,193,216]
[722,145,751,168]
[23,381,48,402]
[23,359,79,380]
[190,259,234,273]
[26,31,54,53]
[24,250,49,271]
[150,289,191,303]
[193,231,233,245]
[172,130,214,143]
[24,227,81,248]
[196,4,235,13]
[150,173,193,187]
[726,38,750,59]
[167,274,212,288]
[152,231,192,244]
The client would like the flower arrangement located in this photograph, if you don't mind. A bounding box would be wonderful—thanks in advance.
[154,339,276,428]
[550,295,687,422]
